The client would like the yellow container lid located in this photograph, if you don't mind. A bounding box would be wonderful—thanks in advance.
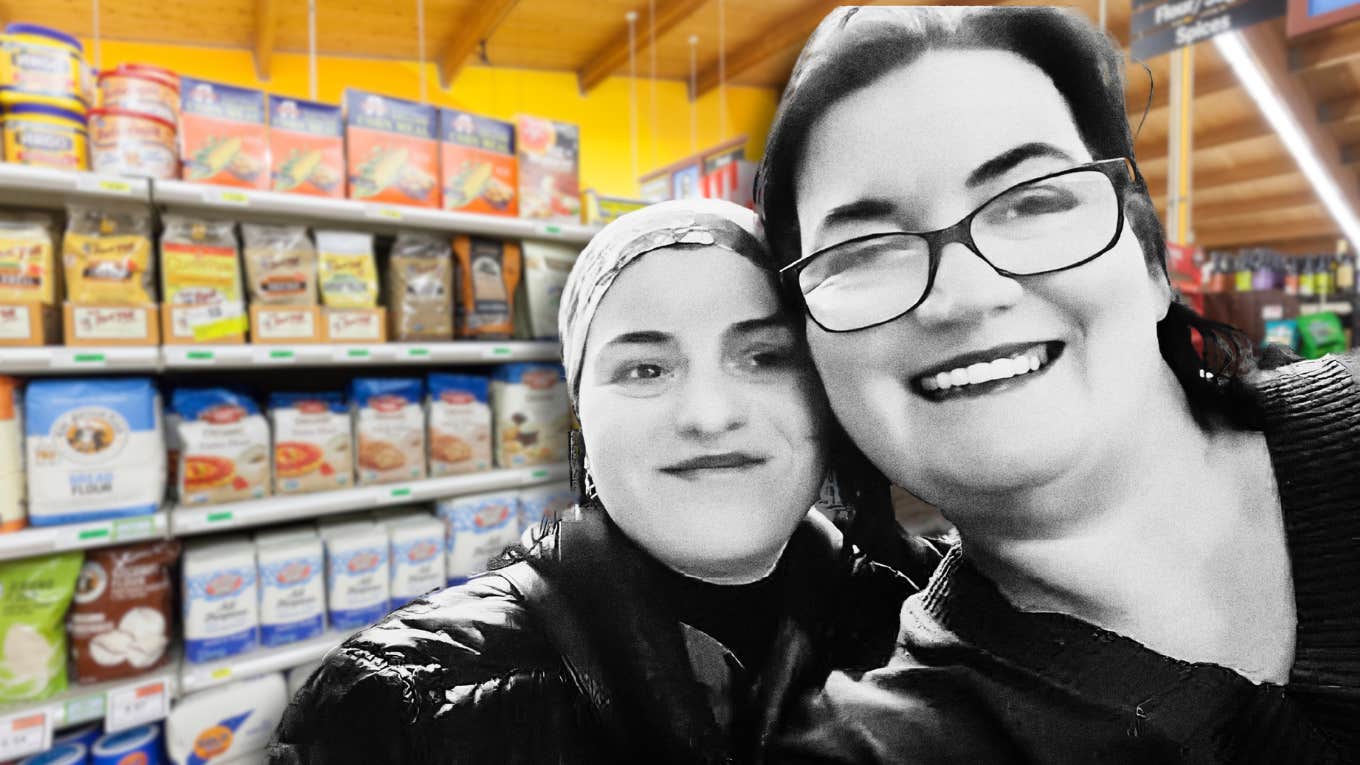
[0,91,87,114]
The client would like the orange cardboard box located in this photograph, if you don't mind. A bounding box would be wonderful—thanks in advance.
[63,303,160,346]
[322,307,387,343]
[269,95,344,198]
[345,90,440,208]
[0,303,56,346]
[440,109,517,217]
[250,304,322,344]
[179,77,269,189]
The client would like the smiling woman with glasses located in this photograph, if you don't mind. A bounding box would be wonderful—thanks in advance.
[755,6,1360,763]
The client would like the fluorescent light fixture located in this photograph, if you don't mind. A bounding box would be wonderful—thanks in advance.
[1214,30,1360,248]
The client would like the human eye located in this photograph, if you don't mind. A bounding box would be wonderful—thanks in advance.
[610,361,671,384]
[987,183,1081,224]
[801,235,922,294]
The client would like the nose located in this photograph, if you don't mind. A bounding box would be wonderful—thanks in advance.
[672,364,748,438]
[911,241,1023,327]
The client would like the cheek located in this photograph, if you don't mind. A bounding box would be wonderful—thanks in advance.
[807,321,914,428]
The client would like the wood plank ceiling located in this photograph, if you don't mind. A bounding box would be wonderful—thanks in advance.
[4,0,1360,253]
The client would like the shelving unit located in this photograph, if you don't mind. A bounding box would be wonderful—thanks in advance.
[159,340,558,370]
[171,463,568,537]
[178,631,342,695]
[153,179,599,244]
[0,165,151,210]
[0,347,161,375]
[0,671,176,752]
[0,514,168,563]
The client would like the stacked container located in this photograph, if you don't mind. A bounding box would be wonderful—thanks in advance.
[0,376,22,533]
[0,24,91,171]
[91,64,180,179]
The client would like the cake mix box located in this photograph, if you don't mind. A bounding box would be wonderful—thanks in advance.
[427,373,491,477]
[344,90,439,208]
[179,77,268,189]
[173,388,271,506]
[269,96,344,198]
[269,392,352,494]
[515,115,579,223]
[440,109,516,216]
[351,378,425,485]
[491,364,570,468]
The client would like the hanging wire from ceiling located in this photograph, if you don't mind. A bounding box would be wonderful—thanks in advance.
[627,11,639,187]
[689,35,699,155]
[308,0,318,100]
[649,0,659,170]
[91,0,101,70]
[718,0,728,138]
[416,0,429,102]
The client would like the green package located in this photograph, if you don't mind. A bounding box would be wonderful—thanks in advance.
[1296,312,1348,360]
[0,551,83,702]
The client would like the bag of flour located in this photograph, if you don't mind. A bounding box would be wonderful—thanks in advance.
[427,373,491,477]
[351,378,425,486]
[174,388,271,506]
[24,378,164,526]
[182,537,259,663]
[68,540,179,684]
[0,551,82,701]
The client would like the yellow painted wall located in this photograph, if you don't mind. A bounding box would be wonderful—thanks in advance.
[83,40,779,198]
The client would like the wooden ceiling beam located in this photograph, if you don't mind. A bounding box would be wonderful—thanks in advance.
[1317,97,1360,126]
[1196,218,1337,247]
[253,0,279,80]
[1193,192,1321,223]
[438,0,520,88]
[1137,119,1274,163]
[1289,30,1360,73]
[1142,155,1301,192]
[577,0,709,93]
[1125,67,1238,125]
[693,0,842,98]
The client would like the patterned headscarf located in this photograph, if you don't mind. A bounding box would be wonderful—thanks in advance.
[558,198,769,405]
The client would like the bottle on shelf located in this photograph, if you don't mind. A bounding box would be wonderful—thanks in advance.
[1284,255,1299,296]
[1299,255,1317,298]
[1234,252,1253,292]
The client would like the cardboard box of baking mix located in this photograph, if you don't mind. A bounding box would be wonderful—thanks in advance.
[270,96,344,198]
[440,109,517,217]
[179,77,268,189]
[63,303,160,346]
[515,115,579,223]
[0,303,57,346]
[344,90,440,208]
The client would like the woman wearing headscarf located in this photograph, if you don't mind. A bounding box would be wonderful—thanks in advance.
[753,6,1360,762]
[267,198,936,765]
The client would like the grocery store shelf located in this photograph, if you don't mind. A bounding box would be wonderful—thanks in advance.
[0,671,176,735]
[0,347,161,375]
[0,513,168,563]
[171,463,569,536]
[153,179,600,244]
[179,630,343,695]
[0,165,151,209]
[160,340,559,369]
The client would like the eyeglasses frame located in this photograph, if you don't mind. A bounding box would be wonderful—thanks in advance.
[780,156,1138,333]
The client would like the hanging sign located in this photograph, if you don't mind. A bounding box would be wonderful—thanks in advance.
[1286,0,1360,35]
[1131,0,1285,59]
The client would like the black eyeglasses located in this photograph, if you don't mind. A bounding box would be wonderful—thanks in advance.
[781,157,1136,333]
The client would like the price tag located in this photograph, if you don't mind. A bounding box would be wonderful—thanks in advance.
[481,345,513,359]
[186,303,248,342]
[366,205,404,221]
[334,346,371,361]
[206,511,235,525]
[376,487,412,505]
[211,667,233,681]
[64,694,105,724]
[105,678,170,733]
[61,351,108,368]
[543,225,563,235]
[0,710,52,760]
[253,347,296,364]
[405,347,431,358]
[112,516,156,541]
[530,469,549,481]
[76,174,134,196]
[184,350,216,362]
[1262,305,1284,321]
[205,188,251,206]
[75,524,112,543]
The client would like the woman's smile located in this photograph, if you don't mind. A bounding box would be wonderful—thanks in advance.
[913,341,1065,400]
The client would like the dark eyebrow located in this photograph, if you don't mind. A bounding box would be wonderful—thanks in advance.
[601,330,673,348]
[966,142,1077,189]
[728,314,793,336]
[819,198,900,232]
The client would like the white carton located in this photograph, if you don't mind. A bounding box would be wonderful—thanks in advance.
[437,491,520,584]
[323,523,390,631]
[167,672,287,765]
[182,537,259,664]
[387,516,446,609]
[256,532,325,647]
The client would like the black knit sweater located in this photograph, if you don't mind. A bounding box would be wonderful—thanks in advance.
[775,353,1360,764]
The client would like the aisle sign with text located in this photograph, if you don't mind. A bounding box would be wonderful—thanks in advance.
[1131,0,1285,59]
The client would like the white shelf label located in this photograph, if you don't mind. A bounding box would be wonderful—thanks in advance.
[204,188,251,206]
[0,709,52,760]
[76,175,134,195]
[105,677,170,733]
[253,347,297,364]
[481,345,513,359]
[375,486,414,505]
[365,205,404,221]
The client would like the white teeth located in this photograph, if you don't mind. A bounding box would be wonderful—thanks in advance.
[919,344,1055,394]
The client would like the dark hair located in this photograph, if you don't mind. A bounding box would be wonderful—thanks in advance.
[755,5,1255,425]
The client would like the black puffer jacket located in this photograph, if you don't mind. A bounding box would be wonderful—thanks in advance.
[268,506,939,764]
